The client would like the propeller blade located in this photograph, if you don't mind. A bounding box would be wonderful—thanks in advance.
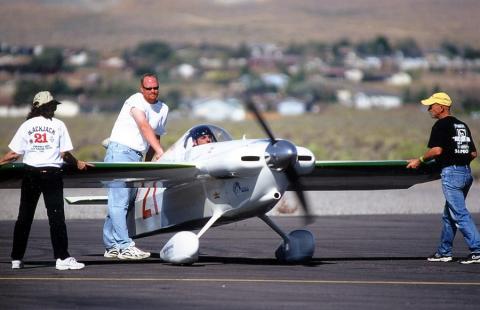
[246,101,277,144]
[285,165,313,225]
[246,94,313,224]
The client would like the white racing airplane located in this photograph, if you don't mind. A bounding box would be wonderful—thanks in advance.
[0,105,439,265]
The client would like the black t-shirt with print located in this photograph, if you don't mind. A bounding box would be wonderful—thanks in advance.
[428,116,477,168]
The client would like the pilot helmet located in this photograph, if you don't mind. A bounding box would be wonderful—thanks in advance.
[190,125,216,142]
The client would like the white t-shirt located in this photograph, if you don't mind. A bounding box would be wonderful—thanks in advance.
[8,116,73,168]
[109,93,169,153]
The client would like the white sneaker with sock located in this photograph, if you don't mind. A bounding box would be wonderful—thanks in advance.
[118,245,150,260]
[104,247,120,258]
[56,257,85,270]
[12,260,23,269]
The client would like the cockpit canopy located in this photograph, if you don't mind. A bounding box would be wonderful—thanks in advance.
[161,124,233,161]
[184,125,232,147]
[186,125,217,147]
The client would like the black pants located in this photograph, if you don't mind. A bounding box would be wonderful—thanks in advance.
[11,166,70,260]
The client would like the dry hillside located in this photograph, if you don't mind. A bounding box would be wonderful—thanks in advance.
[0,0,479,51]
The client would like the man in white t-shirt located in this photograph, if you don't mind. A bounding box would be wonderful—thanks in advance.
[103,73,168,260]
[0,90,91,270]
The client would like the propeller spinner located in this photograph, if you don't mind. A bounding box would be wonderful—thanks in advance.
[265,139,297,171]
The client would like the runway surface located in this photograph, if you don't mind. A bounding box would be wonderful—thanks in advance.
[2,181,480,220]
[1,215,480,309]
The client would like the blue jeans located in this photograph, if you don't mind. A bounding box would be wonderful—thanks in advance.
[103,142,142,250]
[437,165,480,255]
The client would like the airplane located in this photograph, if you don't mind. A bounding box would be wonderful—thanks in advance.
[0,105,440,265]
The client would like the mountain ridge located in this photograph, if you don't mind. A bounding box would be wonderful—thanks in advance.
[1,0,479,51]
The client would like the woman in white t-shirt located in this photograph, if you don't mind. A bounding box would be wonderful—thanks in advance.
[0,91,91,270]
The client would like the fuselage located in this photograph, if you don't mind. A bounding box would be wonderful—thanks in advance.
[128,125,315,238]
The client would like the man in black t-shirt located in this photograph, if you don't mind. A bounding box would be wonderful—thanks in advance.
[407,92,480,264]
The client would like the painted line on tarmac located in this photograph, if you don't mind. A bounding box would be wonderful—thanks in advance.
[1,277,480,286]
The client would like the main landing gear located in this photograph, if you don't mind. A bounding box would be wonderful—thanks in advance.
[159,213,315,265]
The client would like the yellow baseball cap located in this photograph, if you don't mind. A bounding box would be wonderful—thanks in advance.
[421,92,452,107]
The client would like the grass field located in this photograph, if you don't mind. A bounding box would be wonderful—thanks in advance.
[1,105,479,177]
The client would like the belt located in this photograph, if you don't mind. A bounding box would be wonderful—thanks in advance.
[24,165,61,173]
[443,165,470,170]
[109,142,143,157]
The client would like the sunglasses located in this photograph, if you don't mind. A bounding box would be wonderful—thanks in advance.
[143,86,159,91]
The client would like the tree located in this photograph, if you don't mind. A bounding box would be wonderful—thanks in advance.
[463,45,480,60]
[127,41,174,77]
[395,38,423,58]
[13,78,73,106]
[332,38,352,58]
[441,41,460,58]
[13,80,44,106]
[356,35,392,56]
[232,43,250,58]
[50,78,72,95]
[163,89,183,110]
[132,41,173,63]
[462,97,480,113]
[27,47,64,73]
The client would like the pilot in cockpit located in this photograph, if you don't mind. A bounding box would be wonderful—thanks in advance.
[190,125,217,147]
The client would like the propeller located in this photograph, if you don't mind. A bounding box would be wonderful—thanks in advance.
[247,99,276,143]
[246,99,313,224]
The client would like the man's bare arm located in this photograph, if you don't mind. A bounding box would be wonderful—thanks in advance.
[131,108,164,159]
[406,147,442,169]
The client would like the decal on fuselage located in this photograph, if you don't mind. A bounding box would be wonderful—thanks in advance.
[133,184,167,235]
[233,181,249,196]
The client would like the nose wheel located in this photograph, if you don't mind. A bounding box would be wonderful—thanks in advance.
[275,229,315,263]
[259,214,315,263]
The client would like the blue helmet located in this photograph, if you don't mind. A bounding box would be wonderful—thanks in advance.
[189,125,216,142]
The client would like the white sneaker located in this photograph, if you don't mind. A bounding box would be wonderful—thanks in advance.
[104,247,120,258]
[12,260,23,269]
[56,257,85,270]
[118,245,151,260]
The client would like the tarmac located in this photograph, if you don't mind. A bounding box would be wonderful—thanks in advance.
[0,180,479,220]
[1,214,480,309]
[1,180,480,309]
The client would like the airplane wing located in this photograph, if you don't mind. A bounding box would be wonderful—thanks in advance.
[0,162,198,189]
[296,160,440,191]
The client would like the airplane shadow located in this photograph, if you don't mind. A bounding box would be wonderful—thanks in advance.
[319,256,428,262]
[2,256,429,269]
[195,255,429,266]
[84,253,434,267]
[1,261,56,269]
[78,255,322,267]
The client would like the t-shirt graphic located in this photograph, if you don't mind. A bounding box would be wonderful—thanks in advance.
[453,124,471,155]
